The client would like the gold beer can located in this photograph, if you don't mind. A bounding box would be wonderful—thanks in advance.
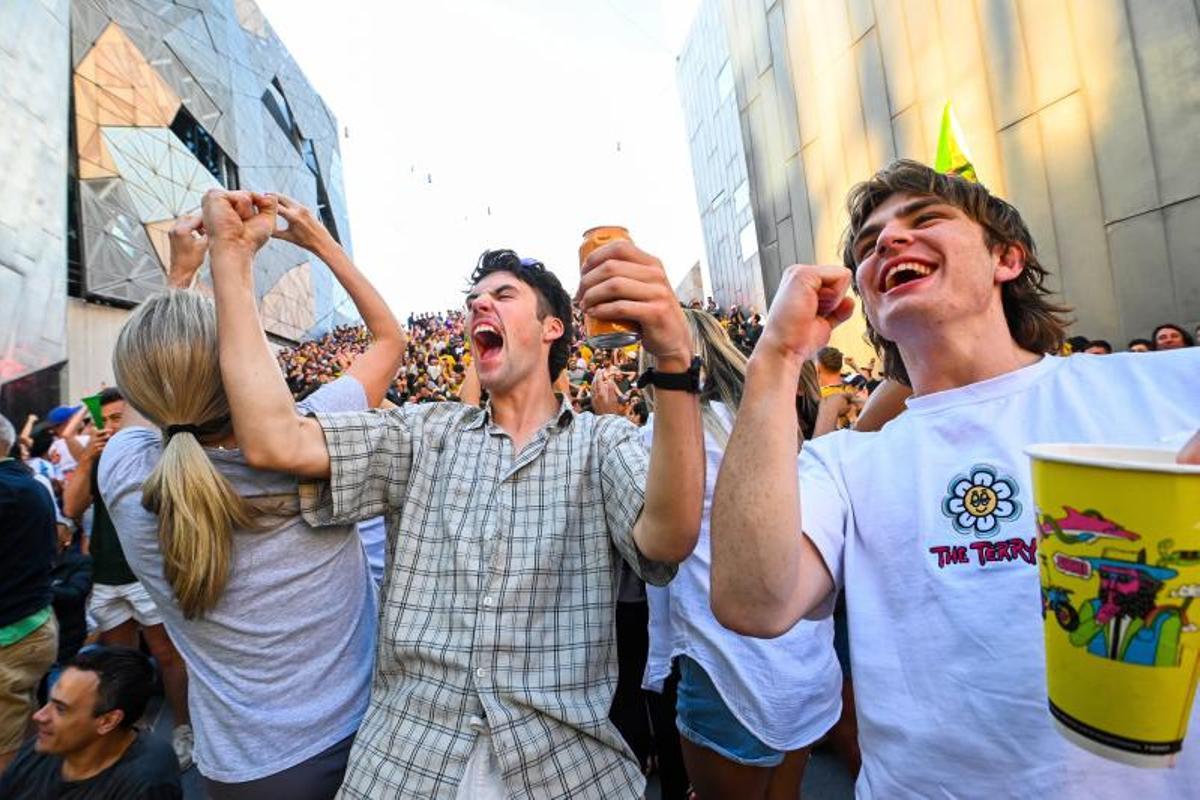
[579,226,642,349]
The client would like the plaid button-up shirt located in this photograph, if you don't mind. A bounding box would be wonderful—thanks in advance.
[299,398,674,798]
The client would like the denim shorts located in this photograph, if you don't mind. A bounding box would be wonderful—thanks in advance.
[674,655,784,767]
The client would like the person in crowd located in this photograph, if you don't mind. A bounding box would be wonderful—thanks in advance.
[814,347,848,396]
[625,397,650,426]
[43,406,88,477]
[46,524,93,696]
[0,414,59,774]
[1064,334,1092,354]
[97,199,404,799]
[61,387,192,770]
[794,360,823,443]
[202,188,704,798]
[0,647,181,799]
[813,347,863,431]
[710,159,1200,796]
[1151,322,1194,350]
[1127,337,1153,352]
[1084,339,1113,354]
[24,426,64,494]
[638,308,842,799]
[742,312,764,351]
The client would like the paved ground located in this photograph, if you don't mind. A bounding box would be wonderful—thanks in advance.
[153,697,854,799]
[643,746,854,799]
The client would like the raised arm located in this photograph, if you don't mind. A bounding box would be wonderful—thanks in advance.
[578,240,704,564]
[166,214,207,289]
[61,407,89,461]
[273,194,406,407]
[62,431,107,518]
[19,414,37,449]
[710,264,855,637]
[203,190,330,478]
[457,359,482,406]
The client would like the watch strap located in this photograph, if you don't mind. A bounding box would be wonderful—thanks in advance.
[636,356,703,394]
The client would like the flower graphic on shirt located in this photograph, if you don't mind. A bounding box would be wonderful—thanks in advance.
[942,465,1022,538]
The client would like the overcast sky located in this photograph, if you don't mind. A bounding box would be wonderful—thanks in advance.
[254,0,706,319]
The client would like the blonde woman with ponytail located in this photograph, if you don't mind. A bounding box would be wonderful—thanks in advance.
[639,309,842,800]
[95,204,405,799]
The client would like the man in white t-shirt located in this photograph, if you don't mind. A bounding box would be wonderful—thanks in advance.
[710,159,1200,798]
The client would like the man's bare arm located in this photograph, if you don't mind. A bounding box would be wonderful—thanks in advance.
[61,407,89,460]
[62,432,106,518]
[457,361,482,406]
[710,265,854,637]
[712,351,833,637]
[203,190,330,478]
[634,370,704,563]
[853,379,910,432]
[578,241,704,564]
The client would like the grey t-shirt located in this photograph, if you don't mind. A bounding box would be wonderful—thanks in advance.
[98,377,378,783]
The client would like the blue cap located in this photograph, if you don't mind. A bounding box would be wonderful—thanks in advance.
[46,405,81,426]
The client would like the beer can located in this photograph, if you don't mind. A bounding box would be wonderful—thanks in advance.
[579,226,642,349]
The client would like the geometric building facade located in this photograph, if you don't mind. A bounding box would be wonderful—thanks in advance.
[716,0,1200,353]
[676,0,766,313]
[2,0,355,415]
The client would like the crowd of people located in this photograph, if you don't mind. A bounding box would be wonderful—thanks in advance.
[1,162,1198,800]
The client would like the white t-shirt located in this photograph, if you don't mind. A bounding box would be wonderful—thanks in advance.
[98,376,378,783]
[800,350,1200,798]
[642,403,842,750]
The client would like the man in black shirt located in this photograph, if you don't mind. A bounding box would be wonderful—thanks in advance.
[0,414,58,774]
[0,647,180,799]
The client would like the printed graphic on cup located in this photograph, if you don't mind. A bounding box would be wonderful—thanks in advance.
[1029,443,1200,768]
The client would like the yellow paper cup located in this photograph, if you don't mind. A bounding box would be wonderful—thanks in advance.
[1028,444,1200,767]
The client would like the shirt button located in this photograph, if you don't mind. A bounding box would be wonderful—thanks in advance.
[483,595,494,607]
[475,667,486,679]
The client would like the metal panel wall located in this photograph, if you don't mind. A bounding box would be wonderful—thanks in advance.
[716,0,1200,348]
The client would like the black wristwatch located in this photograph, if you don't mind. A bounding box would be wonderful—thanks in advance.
[637,355,704,394]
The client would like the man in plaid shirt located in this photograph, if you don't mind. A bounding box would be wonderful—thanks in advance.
[202,190,705,798]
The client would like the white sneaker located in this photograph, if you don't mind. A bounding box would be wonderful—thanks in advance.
[172,723,194,771]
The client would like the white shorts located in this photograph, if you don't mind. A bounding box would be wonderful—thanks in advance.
[88,581,163,632]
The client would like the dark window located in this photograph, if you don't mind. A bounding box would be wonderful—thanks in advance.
[315,177,339,242]
[170,106,239,188]
[300,138,320,175]
[66,92,83,298]
[0,361,65,429]
[262,79,299,147]
[261,76,341,245]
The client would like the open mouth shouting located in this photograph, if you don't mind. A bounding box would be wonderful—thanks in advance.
[879,258,937,294]
[471,320,505,365]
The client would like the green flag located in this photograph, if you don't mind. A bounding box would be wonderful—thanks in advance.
[935,102,977,182]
